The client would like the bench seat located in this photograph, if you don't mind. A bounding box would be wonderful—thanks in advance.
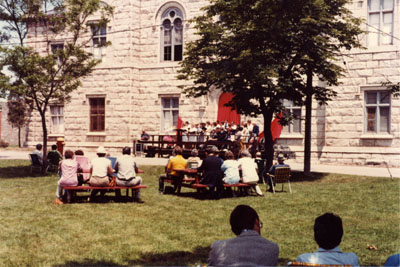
[62,185,147,190]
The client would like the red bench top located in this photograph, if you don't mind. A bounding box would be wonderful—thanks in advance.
[62,185,147,190]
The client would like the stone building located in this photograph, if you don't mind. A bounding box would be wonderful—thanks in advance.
[25,0,399,167]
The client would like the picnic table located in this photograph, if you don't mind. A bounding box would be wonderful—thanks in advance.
[164,168,252,198]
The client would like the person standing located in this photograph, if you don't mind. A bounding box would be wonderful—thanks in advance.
[208,204,279,266]
[114,146,144,203]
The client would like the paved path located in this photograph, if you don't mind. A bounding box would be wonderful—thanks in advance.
[1,149,398,178]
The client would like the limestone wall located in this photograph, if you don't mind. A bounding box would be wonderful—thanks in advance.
[24,0,400,166]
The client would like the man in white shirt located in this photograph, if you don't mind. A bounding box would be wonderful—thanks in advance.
[295,213,359,266]
[33,144,43,165]
[114,146,143,203]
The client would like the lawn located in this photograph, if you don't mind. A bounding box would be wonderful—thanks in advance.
[0,159,399,266]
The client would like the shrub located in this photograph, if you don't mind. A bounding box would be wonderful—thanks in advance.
[0,140,9,148]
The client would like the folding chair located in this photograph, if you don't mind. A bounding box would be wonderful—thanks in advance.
[268,167,292,193]
[29,154,47,174]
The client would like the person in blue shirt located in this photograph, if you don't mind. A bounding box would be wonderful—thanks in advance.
[384,254,400,267]
[267,154,289,192]
[295,213,359,266]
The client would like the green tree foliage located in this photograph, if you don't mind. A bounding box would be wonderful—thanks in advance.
[178,0,363,171]
[7,95,28,147]
[0,0,113,170]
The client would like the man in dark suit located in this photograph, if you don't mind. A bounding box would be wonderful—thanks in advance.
[208,205,279,266]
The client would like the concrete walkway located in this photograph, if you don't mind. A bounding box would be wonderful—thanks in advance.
[1,149,398,178]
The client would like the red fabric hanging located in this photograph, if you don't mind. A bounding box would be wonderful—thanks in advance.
[177,116,183,129]
[257,114,283,142]
[217,93,241,124]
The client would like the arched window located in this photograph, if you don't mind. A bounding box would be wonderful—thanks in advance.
[161,8,183,61]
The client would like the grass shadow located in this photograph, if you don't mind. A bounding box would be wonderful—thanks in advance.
[55,246,210,266]
[0,165,51,179]
[290,171,329,182]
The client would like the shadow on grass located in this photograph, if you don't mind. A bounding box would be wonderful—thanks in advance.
[290,171,329,182]
[55,246,210,266]
[55,247,292,266]
[0,165,51,179]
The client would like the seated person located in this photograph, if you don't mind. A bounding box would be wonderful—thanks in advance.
[198,146,224,198]
[208,204,279,266]
[296,213,359,266]
[89,146,114,201]
[47,144,62,171]
[114,146,144,203]
[187,149,202,169]
[140,130,150,141]
[238,150,264,197]
[267,154,289,192]
[33,144,43,165]
[159,146,187,194]
[384,254,399,267]
[54,150,79,204]
[221,150,240,184]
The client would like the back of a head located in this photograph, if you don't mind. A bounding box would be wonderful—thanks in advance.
[191,149,198,157]
[64,150,74,159]
[75,149,84,156]
[230,205,259,236]
[240,150,251,158]
[314,213,343,250]
[51,144,57,150]
[122,146,131,155]
[174,146,182,155]
[36,144,42,150]
[225,150,234,160]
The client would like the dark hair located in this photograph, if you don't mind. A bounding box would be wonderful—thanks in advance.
[75,149,84,156]
[230,205,259,235]
[225,151,234,160]
[36,144,42,150]
[51,144,57,150]
[174,146,183,155]
[314,213,343,250]
[122,146,131,155]
[64,150,74,159]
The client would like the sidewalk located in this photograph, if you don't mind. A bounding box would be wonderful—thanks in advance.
[1,149,398,178]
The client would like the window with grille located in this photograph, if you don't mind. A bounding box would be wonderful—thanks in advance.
[368,0,394,46]
[161,8,183,61]
[89,98,105,132]
[50,105,64,134]
[364,90,391,133]
[161,97,179,132]
[282,99,301,134]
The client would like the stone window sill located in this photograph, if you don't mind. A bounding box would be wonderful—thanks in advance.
[86,132,106,136]
[48,134,64,138]
[279,133,304,139]
[360,134,393,140]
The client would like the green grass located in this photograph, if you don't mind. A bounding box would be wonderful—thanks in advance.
[0,159,399,266]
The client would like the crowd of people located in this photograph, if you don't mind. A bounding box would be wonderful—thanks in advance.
[209,205,399,267]
[158,145,288,198]
[178,119,260,143]
[50,145,144,204]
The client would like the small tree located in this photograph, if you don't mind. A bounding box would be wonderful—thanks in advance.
[0,0,113,170]
[7,95,28,147]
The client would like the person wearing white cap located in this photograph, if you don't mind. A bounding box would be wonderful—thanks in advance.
[89,146,114,201]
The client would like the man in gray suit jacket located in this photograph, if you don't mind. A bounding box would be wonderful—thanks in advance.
[208,205,279,266]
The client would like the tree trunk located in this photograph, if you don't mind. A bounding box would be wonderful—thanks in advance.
[18,127,21,148]
[303,71,313,176]
[40,112,48,173]
[263,110,274,171]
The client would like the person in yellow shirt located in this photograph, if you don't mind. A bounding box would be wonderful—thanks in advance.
[159,146,187,194]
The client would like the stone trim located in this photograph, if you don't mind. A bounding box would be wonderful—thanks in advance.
[360,134,394,140]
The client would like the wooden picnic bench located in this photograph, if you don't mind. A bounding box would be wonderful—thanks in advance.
[62,185,147,203]
[166,168,252,198]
